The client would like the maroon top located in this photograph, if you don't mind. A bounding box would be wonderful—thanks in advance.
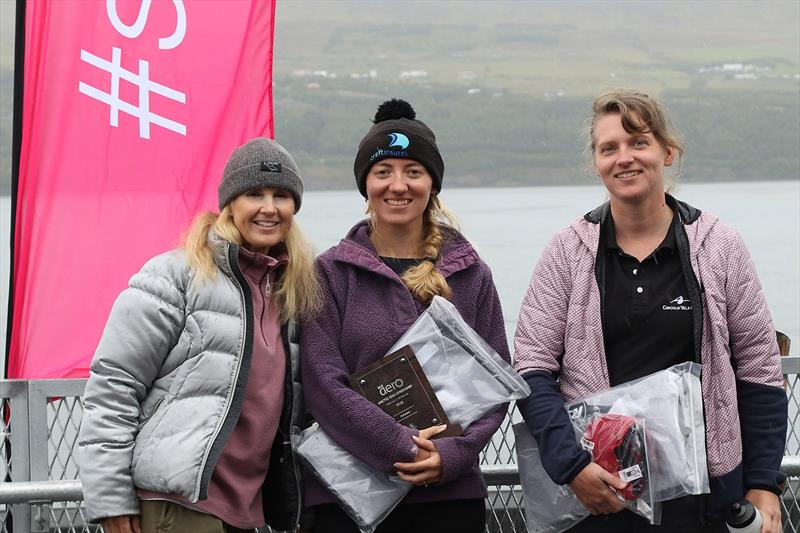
[140,247,287,528]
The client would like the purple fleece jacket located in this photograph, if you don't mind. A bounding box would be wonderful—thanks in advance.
[301,220,509,507]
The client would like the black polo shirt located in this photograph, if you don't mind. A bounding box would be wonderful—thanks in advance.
[603,212,694,387]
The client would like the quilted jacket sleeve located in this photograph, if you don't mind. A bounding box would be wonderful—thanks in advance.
[723,231,788,494]
[78,252,188,522]
[514,232,591,484]
[434,263,511,484]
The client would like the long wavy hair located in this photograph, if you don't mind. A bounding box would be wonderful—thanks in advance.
[183,207,320,322]
[369,195,459,304]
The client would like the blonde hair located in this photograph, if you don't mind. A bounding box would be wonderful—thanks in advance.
[183,207,320,322]
[586,89,685,189]
[369,196,459,304]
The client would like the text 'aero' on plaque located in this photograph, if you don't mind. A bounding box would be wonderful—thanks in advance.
[349,345,462,438]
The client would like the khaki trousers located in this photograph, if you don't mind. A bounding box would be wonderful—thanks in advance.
[140,500,253,533]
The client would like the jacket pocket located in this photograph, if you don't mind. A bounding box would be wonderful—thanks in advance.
[136,395,167,432]
[131,394,171,471]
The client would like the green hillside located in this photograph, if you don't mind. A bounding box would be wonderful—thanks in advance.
[272,0,800,189]
[1,1,798,194]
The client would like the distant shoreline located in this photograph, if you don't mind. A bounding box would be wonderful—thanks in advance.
[2,175,800,198]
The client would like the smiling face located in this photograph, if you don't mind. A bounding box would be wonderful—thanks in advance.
[229,187,295,253]
[366,158,433,232]
[593,112,674,206]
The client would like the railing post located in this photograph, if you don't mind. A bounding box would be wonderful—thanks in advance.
[26,380,51,533]
[26,379,89,533]
[1,380,32,533]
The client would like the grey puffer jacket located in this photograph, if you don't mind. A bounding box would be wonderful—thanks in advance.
[78,231,303,531]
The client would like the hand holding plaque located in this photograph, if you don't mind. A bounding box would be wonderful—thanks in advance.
[349,345,463,438]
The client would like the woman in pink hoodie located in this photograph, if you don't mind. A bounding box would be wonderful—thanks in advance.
[514,89,786,533]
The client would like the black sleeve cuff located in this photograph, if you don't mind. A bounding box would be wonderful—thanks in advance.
[737,379,788,495]
[743,470,787,496]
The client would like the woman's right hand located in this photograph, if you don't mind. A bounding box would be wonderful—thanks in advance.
[568,462,628,515]
[101,515,141,533]
[412,424,447,461]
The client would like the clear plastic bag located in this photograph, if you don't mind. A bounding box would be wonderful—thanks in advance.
[294,423,410,533]
[517,362,707,532]
[515,416,657,532]
[295,296,531,533]
[514,422,587,533]
[566,361,708,501]
[388,296,531,429]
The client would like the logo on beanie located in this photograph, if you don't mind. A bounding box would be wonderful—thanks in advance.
[387,132,409,150]
[260,161,282,173]
[369,132,410,162]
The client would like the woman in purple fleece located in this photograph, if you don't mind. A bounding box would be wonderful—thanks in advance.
[300,99,509,532]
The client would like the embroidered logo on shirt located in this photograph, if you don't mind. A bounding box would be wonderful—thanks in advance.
[663,296,692,311]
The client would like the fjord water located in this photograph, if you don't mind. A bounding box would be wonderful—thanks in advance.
[1,180,799,375]
[297,181,800,349]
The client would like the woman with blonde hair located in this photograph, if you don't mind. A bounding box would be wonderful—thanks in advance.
[300,99,509,532]
[78,138,319,533]
[514,89,787,532]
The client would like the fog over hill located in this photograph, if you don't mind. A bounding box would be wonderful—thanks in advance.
[1,1,798,193]
[271,0,800,189]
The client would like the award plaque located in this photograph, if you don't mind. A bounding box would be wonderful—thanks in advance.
[350,345,463,438]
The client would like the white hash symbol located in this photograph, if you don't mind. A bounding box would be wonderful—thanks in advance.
[78,47,187,139]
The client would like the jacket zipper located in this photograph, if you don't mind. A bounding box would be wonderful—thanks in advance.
[192,243,253,501]
[674,211,704,365]
[594,211,611,385]
[283,322,302,530]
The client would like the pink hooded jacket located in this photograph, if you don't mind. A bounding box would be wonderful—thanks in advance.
[514,196,787,511]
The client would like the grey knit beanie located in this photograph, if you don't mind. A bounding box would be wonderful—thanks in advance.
[218,138,304,212]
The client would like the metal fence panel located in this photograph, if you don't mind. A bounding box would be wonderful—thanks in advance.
[2,355,799,532]
[26,380,87,483]
[786,358,800,457]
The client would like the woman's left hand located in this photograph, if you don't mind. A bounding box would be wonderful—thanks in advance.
[745,488,781,533]
[393,434,443,486]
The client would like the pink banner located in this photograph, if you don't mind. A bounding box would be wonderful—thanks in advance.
[9,0,275,378]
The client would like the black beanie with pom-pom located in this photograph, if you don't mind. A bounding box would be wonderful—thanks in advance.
[353,98,444,197]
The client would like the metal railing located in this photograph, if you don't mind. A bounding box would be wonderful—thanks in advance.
[2,356,799,533]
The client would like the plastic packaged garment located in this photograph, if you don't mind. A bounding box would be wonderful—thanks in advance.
[295,423,409,529]
[517,362,708,532]
[571,412,657,524]
[295,296,531,533]
[516,416,656,533]
[387,296,530,429]
[565,361,708,501]
[582,414,648,501]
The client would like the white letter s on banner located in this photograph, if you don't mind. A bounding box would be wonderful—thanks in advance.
[106,0,186,50]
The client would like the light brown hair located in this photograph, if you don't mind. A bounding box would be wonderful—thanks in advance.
[588,89,685,180]
[183,208,320,321]
[369,196,459,304]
